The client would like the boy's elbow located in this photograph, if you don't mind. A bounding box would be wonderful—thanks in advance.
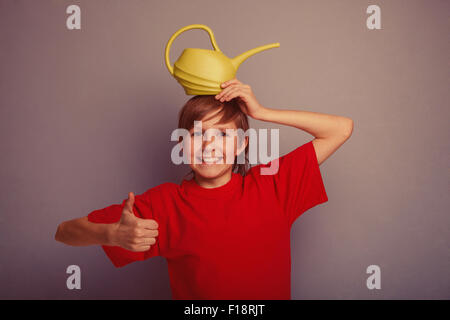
[54,223,64,243]
[341,118,354,139]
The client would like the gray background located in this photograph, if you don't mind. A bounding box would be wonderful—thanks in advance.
[0,0,448,299]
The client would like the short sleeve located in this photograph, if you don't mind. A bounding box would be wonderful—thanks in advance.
[255,140,328,228]
[87,191,162,268]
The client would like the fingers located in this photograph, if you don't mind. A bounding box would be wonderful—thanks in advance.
[140,228,159,238]
[221,86,250,102]
[129,243,154,252]
[130,237,156,252]
[220,87,242,102]
[135,217,159,230]
[221,77,240,87]
[136,237,157,246]
[127,229,158,252]
[217,78,241,93]
[133,246,151,252]
[216,84,245,101]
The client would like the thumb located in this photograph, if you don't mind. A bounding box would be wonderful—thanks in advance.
[123,192,135,215]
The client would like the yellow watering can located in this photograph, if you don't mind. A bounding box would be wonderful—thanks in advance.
[165,24,280,95]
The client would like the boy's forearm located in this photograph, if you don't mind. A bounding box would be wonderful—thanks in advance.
[254,107,353,139]
[55,217,115,247]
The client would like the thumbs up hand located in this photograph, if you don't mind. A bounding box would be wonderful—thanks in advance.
[109,192,159,252]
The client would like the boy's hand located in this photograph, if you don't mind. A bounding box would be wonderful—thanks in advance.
[109,192,159,252]
[215,78,268,120]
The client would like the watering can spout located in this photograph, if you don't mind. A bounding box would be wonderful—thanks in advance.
[231,42,280,70]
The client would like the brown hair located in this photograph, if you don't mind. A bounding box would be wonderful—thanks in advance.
[178,95,250,177]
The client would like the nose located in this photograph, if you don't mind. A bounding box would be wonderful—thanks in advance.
[202,139,217,158]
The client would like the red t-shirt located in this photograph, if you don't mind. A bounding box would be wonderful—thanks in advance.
[87,140,328,299]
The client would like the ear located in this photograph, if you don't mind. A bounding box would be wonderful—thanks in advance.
[236,136,248,156]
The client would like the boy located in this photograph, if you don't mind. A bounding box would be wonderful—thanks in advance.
[55,78,353,299]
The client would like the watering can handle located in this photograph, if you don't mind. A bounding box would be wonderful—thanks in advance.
[165,24,222,76]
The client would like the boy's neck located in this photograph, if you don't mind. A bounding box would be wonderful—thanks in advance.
[194,168,233,189]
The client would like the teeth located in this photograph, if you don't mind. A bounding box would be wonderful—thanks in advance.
[199,157,222,163]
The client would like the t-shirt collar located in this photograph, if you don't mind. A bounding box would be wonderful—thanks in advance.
[181,172,242,199]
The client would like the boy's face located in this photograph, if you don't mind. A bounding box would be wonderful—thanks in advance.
[186,108,247,180]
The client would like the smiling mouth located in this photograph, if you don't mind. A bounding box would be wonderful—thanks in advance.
[196,156,223,164]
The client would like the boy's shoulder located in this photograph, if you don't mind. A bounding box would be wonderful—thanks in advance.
[143,181,180,198]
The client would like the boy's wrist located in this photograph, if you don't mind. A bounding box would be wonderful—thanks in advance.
[253,106,272,121]
[104,223,118,246]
